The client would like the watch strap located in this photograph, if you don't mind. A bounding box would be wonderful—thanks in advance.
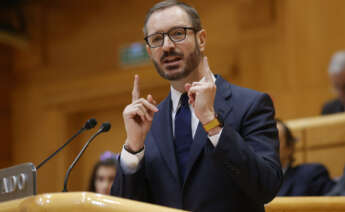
[203,117,221,132]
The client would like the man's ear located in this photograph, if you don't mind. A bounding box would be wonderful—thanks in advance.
[287,145,295,157]
[196,29,207,52]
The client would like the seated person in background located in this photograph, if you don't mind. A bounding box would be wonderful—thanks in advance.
[88,151,116,195]
[322,51,345,115]
[326,165,345,196]
[276,119,336,196]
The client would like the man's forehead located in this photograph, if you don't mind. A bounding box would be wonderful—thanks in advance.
[146,6,191,34]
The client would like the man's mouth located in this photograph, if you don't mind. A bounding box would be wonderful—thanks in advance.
[163,56,182,66]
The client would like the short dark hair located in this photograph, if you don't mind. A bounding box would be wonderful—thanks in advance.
[143,0,202,36]
[276,119,298,165]
[88,159,116,192]
[276,119,297,147]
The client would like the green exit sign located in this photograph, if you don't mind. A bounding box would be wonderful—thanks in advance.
[119,42,150,67]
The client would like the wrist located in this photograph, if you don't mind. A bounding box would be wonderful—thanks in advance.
[124,140,144,154]
[207,126,222,136]
[200,111,216,125]
[202,113,223,133]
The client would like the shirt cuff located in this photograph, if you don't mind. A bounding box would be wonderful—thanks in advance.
[208,128,223,147]
[120,145,145,174]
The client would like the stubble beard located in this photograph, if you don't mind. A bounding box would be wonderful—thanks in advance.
[153,41,202,81]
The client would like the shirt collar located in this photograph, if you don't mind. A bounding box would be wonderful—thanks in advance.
[282,162,291,175]
[171,86,183,114]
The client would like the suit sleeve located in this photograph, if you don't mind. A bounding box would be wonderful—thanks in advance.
[212,93,283,204]
[321,102,332,115]
[110,155,150,202]
[308,164,336,195]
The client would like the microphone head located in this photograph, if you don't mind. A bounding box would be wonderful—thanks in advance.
[84,118,97,130]
[100,122,111,132]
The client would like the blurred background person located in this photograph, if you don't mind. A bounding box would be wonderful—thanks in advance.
[322,51,345,115]
[326,166,345,196]
[276,119,336,196]
[88,151,117,195]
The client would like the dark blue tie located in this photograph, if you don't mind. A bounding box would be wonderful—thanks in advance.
[174,93,193,181]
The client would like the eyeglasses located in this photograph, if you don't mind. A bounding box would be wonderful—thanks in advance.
[144,26,196,48]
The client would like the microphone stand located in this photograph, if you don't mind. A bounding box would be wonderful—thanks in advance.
[63,123,111,192]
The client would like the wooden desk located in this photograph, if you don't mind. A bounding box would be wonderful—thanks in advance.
[0,192,186,212]
[266,197,345,212]
[286,113,345,177]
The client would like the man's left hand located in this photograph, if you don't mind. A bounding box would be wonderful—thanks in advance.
[185,56,216,125]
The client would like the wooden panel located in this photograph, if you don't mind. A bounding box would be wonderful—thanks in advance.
[280,0,345,119]
[11,84,70,193]
[288,113,345,148]
[235,0,276,29]
[287,113,345,129]
[0,44,12,169]
[287,114,345,177]
[307,146,345,178]
[0,110,11,168]
[305,123,345,148]
[0,192,187,212]
[266,197,345,212]
[41,1,148,70]
[272,88,334,120]
[294,150,305,165]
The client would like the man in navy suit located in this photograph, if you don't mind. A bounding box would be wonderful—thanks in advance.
[276,120,335,196]
[111,1,282,211]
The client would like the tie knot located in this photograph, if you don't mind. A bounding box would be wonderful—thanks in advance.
[180,93,189,106]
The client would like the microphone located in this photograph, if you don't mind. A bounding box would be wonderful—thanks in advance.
[36,118,97,170]
[63,122,111,192]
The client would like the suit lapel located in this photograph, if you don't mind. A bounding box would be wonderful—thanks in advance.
[151,93,180,184]
[183,75,233,184]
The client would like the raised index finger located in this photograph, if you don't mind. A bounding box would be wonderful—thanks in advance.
[132,74,140,102]
[203,56,213,82]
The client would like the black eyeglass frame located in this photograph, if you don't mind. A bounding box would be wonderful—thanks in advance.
[144,26,197,48]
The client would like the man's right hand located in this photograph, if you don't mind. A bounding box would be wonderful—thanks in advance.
[123,75,159,152]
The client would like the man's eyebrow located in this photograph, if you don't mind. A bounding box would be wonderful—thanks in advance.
[148,25,189,35]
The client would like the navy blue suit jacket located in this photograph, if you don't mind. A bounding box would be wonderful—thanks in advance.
[321,98,344,115]
[277,163,335,196]
[111,75,282,211]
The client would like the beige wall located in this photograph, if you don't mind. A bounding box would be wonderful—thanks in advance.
[1,0,345,193]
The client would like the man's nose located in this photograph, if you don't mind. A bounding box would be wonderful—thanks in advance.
[162,35,175,51]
